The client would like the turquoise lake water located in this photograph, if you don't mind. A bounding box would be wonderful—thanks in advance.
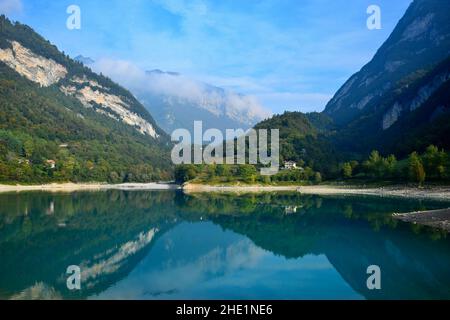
[0,190,449,300]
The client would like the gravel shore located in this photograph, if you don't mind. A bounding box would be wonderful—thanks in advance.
[1,183,449,201]
[183,184,450,200]
[0,182,180,193]
[393,208,450,232]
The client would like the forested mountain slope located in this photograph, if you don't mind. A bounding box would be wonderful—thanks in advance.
[0,16,172,183]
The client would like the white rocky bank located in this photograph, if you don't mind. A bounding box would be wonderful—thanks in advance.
[0,40,158,139]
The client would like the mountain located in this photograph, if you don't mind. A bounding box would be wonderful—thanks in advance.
[0,15,172,183]
[334,55,450,156]
[325,0,450,126]
[255,112,338,175]
[326,0,450,157]
[74,55,95,66]
[134,70,271,136]
[254,0,450,175]
[147,69,179,77]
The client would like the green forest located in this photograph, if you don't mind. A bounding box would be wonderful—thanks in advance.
[1,15,449,186]
[0,15,173,184]
[175,145,449,186]
[0,64,173,183]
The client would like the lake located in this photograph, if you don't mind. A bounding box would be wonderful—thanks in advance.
[0,190,449,300]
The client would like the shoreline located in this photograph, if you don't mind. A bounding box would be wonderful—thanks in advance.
[1,182,449,201]
[393,208,450,232]
[182,183,450,201]
[0,182,181,193]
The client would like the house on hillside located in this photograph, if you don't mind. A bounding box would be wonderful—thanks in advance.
[284,161,297,170]
[45,160,56,169]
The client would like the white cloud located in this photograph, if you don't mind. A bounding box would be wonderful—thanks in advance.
[0,0,22,15]
[91,58,272,122]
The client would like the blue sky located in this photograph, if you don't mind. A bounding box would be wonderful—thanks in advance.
[2,0,412,114]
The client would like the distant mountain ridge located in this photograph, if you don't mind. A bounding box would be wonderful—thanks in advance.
[146,69,180,77]
[134,70,271,135]
[74,55,95,66]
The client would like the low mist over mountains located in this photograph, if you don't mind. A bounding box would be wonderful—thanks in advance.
[140,69,271,135]
[83,59,271,135]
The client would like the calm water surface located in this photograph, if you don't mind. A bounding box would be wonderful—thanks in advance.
[0,191,449,300]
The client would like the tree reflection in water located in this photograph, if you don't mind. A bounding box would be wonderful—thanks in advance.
[0,190,449,300]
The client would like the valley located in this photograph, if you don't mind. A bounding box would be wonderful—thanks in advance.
[0,0,450,303]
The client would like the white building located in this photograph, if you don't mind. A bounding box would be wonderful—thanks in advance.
[45,159,56,169]
[284,161,297,170]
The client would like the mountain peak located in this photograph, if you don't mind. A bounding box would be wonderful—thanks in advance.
[146,69,180,76]
[324,0,450,125]
[75,55,95,66]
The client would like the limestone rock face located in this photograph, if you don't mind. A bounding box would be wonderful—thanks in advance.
[383,103,403,130]
[409,71,450,112]
[61,77,159,138]
[324,0,450,125]
[0,40,159,138]
[0,41,67,87]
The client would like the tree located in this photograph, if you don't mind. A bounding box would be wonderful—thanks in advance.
[314,172,322,184]
[108,171,121,183]
[342,162,353,179]
[364,150,382,178]
[23,139,34,158]
[261,175,271,184]
[303,167,314,181]
[175,165,197,183]
[206,164,216,180]
[363,151,396,180]
[238,165,257,183]
[423,145,447,179]
[216,164,231,177]
[408,152,426,186]
[385,155,397,174]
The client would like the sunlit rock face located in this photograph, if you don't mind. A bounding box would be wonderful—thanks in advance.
[0,41,67,87]
[0,41,158,138]
[61,77,159,138]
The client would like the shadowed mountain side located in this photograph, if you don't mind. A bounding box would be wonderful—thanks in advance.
[325,0,450,125]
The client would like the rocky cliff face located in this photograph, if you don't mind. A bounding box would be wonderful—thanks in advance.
[61,76,158,138]
[382,69,450,130]
[324,0,450,125]
[0,41,67,87]
[332,54,450,156]
[0,39,159,139]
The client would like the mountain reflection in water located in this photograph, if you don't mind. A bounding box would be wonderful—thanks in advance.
[0,190,449,300]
